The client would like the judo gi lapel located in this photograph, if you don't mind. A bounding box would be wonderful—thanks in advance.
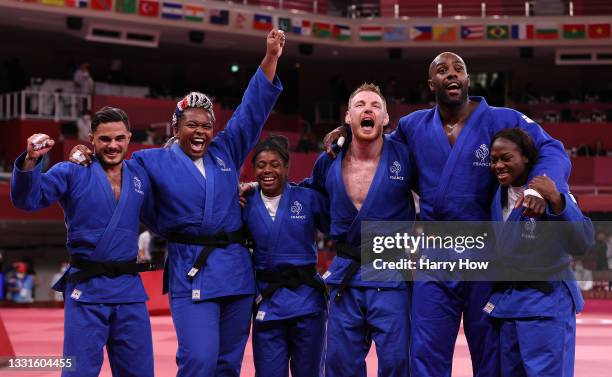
[171,143,206,193]
[268,184,291,253]
[336,140,388,242]
[433,98,488,217]
[202,153,215,226]
[92,160,131,258]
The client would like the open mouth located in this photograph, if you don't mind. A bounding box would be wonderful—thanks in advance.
[361,119,375,129]
[496,172,510,181]
[190,138,206,153]
[104,150,120,158]
[446,82,461,95]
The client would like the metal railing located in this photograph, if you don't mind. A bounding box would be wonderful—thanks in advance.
[0,91,91,122]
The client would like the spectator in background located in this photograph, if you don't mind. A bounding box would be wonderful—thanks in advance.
[73,63,94,113]
[586,232,610,274]
[7,261,34,303]
[574,260,594,291]
[76,110,92,142]
[296,132,317,153]
[595,140,607,156]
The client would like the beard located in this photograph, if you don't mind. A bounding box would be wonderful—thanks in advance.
[435,86,469,107]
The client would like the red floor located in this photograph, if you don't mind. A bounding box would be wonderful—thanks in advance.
[1,308,611,376]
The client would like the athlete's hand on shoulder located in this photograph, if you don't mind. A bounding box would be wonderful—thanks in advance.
[68,145,93,166]
[323,125,347,159]
[528,175,564,214]
[238,182,257,208]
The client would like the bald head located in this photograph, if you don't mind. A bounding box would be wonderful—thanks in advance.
[429,52,467,79]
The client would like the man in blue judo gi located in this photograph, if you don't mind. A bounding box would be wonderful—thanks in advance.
[242,135,329,377]
[324,52,571,376]
[487,128,593,377]
[308,83,416,377]
[11,107,155,377]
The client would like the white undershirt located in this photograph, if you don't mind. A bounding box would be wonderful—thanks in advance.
[193,158,206,178]
[261,191,281,221]
[504,186,526,222]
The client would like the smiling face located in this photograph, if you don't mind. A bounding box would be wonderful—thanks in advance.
[254,150,288,197]
[490,137,529,187]
[428,52,470,106]
[89,121,131,168]
[345,90,389,142]
[175,108,214,160]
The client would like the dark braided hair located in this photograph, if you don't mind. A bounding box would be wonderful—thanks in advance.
[252,135,290,167]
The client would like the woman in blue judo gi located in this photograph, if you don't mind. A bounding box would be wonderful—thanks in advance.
[487,128,594,377]
[68,30,285,377]
[242,135,329,377]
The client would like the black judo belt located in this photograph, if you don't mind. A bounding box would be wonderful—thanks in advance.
[255,264,328,305]
[67,256,163,284]
[334,242,362,302]
[166,230,245,280]
[494,262,572,294]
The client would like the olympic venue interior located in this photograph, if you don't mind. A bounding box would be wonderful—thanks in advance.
[1,1,612,375]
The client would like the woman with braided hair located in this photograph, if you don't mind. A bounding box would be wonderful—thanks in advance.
[69,29,285,377]
[241,135,329,377]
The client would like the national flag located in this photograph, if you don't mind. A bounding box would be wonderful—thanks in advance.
[40,0,64,6]
[138,0,159,17]
[162,2,182,20]
[410,26,432,41]
[313,22,331,38]
[383,26,407,42]
[588,23,611,39]
[184,4,204,22]
[209,9,229,25]
[90,0,111,10]
[253,14,273,31]
[277,17,292,33]
[332,24,351,41]
[563,24,585,39]
[461,25,484,40]
[486,24,509,40]
[116,0,136,13]
[65,0,88,7]
[511,24,533,40]
[433,25,457,42]
[234,12,250,29]
[359,26,383,41]
[534,24,558,39]
[292,19,311,36]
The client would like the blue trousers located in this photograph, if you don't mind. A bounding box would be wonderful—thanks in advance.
[170,294,253,377]
[498,290,576,377]
[252,311,326,377]
[325,286,411,377]
[62,299,153,377]
[411,281,499,377]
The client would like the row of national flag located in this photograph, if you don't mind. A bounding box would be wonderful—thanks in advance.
[32,0,612,42]
[357,23,612,42]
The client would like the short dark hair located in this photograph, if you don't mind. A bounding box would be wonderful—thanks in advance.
[491,128,538,171]
[252,135,290,166]
[91,106,130,133]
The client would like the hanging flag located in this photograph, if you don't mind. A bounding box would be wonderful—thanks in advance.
[253,14,273,31]
[292,18,311,36]
[90,0,111,10]
[116,0,136,13]
[40,0,64,5]
[332,24,351,41]
[588,23,611,39]
[234,12,249,29]
[461,25,484,40]
[313,22,331,38]
[486,24,509,40]
[161,2,182,20]
[184,4,204,22]
[277,17,292,33]
[511,24,533,40]
[433,25,457,42]
[66,0,88,7]
[359,26,383,41]
[383,26,407,42]
[534,24,558,39]
[410,25,432,41]
[209,9,229,25]
[562,24,586,39]
[138,0,160,17]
